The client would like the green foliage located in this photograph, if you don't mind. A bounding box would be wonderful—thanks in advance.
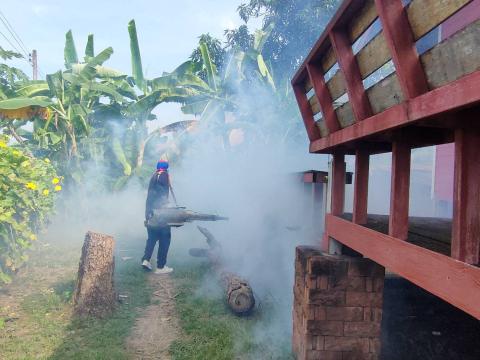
[0,136,59,283]
[235,0,339,81]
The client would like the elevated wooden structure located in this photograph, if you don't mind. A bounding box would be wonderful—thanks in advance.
[292,0,480,319]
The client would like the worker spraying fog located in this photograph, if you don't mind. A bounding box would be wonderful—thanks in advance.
[142,160,174,274]
[142,159,228,274]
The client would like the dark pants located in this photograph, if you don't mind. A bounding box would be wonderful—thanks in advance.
[142,227,171,268]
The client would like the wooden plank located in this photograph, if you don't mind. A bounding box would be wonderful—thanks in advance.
[321,47,337,73]
[335,102,355,128]
[389,140,411,240]
[452,127,480,265]
[366,73,404,114]
[330,29,373,121]
[309,65,480,153]
[316,120,329,137]
[348,0,377,42]
[331,154,346,216]
[376,0,429,99]
[325,214,480,320]
[307,63,340,133]
[407,0,471,40]
[326,70,347,100]
[421,19,480,89]
[309,95,321,114]
[304,77,313,93]
[352,150,369,224]
[441,0,480,39]
[356,32,391,79]
[293,84,321,142]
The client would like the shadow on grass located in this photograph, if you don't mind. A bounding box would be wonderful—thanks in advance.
[44,261,153,360]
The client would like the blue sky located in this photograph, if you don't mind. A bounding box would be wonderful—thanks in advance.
[1,0,261,123]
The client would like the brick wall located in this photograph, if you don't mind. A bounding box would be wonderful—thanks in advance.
[293,246,385,360]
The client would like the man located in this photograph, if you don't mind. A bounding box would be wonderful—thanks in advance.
[141,160,174,274]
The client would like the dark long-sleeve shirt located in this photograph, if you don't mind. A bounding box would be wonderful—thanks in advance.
[145,171,169,219]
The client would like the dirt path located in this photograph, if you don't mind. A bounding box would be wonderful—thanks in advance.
[126,273,181,360]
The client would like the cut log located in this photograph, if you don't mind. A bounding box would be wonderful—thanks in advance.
[73,231,116,318]
[191,226,256,316]
[222,272,255,316]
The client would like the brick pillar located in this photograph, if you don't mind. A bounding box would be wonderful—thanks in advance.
[293,246,385,360]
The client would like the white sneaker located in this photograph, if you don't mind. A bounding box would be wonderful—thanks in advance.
[154,266,173,275]
[142,260,152,271]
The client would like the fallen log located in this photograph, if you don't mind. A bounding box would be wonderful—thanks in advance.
[190,226,255,316]
[73,231,116,318]
[222,272,255,316]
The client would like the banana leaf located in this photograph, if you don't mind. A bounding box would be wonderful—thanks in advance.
[128,20,145,90]
[85,34,94,59]
[112,137,132,176]
[0,97,52,109]
[82,82,125,103]
[199,41,217,92]
[64,30,79,68]
[16,82,51,97]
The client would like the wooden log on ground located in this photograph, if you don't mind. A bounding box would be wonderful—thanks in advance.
[73,231,116,318]
[221,272,255,316]
[191,226,255,316]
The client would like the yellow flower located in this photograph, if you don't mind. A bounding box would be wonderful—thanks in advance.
[30,234,36,241]
[0,142,6,148]
[43,189,49,196]
[54,185,62,192]
[52,178,60,184]
[12,150,21,156]
[25,182,37,190]
[44,158,50,163]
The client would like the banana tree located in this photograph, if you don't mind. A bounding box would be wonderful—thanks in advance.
[178,25,277,147]
[117,20,208,176]
[15,31,132,181]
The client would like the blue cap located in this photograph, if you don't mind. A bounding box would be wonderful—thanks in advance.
[156,160,169,170]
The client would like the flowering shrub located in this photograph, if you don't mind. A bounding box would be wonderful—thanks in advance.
[0,136,60,283]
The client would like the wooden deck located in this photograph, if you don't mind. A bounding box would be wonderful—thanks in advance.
[341,214,451,256]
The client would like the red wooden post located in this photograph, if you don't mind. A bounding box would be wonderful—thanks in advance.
[452,128,480,265]
[306,63,340,133]
[375,0,429,99]
[331,153,346,216]
[329,30,373,121]
[353,149,369,224]
[293,84,321,141]
[389,140,411,240]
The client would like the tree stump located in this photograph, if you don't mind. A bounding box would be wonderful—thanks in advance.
[73,231,116,318]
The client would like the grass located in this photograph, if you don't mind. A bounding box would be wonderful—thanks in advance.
[169,261,294,360]
[1,234,294,359]
[0,240,153,359]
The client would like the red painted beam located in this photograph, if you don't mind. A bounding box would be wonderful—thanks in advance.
[293,84,321,142]
[326,214,480,320]
[375,0,428,99]
[389,140,411,240]
[331,153,346,216]
[306,63,340,133]
[330,29,373,121]
[352,150,369,224]
[452,127,480,265]
[309,70,480,153]
[291,0,367,85]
